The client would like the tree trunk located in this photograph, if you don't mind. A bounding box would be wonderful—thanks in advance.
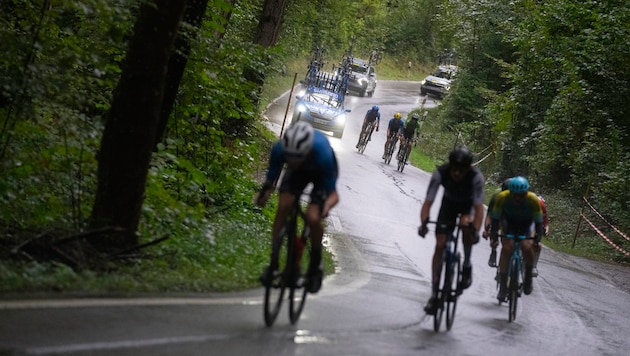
[244,0,288,108]
[154,0,214,149]
[90,0,187,252]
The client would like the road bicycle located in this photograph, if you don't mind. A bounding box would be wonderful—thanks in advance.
[357,121,375,154]
[382,134,398,164]
[396,137,414,172]
[263,196,312,326]
[422,220,471,332]
[499,233,534,322]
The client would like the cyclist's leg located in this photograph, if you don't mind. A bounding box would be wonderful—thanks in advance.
[260,190,297,285]
[303,187,328,293]
[497,235,514,296]
[368,121,376,140]
[356,121,367,147]
[521,239,535,294]
[458,212,476,289]
[533,243,542,276]
[426,204,455,313]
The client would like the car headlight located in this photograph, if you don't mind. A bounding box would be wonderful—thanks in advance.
[336,113,347,125]
[296,103,307,113]
[421,80,426,85]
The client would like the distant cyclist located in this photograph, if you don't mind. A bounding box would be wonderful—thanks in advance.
[418,145,485,315]
[533,195,549,277]
[356,105,381,148]
[255,122,340,293]
[382,112,404,159]
[489,176,544,301]
[397,113,421,161]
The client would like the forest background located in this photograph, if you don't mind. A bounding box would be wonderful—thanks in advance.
[1,0,628,293]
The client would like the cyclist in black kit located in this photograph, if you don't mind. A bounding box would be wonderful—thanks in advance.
[418,145,485,314]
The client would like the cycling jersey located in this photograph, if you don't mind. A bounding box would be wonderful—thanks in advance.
[266,130,338,200]
[387,118,404,136]
[426,163,485,205]
[402,118,420,139]
[364,109,380,124]
[490,190,543,237]
[425,163,485,234]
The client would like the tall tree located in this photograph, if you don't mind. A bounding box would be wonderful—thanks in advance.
[90,0,187,251]
[154,0,211,149]
[244,0,288,108]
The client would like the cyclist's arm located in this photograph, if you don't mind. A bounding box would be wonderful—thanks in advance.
[489,191,508,239]
[256,143,284,206]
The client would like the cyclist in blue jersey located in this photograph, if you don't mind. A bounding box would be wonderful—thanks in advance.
[418,145,485,315]
[255,121,339,293]
[382,112,404,159]
[489,176,544,301]
[356,105,381,148]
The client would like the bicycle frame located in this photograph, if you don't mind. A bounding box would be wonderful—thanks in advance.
[425,220,467,332]
[263,197,311,326]
[502,233,529,322]
[383,133,397,164]
[357,121,374,154]
[397,138,412,172]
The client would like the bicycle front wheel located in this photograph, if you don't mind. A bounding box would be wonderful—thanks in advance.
[289,236,309,324]
[508,258,520,322]
[445,256,461,330]
[398,148,409,172]
[263,239,288,327]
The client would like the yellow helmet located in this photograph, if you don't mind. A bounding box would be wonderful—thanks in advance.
[394,112,402,119]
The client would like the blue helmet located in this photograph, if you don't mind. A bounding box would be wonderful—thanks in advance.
[372,105,379,111]
[508,176,529,194]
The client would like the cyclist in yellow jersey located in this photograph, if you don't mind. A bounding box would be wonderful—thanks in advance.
[489,176,544,301]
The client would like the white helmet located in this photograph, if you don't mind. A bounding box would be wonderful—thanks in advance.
[282,121,314,159]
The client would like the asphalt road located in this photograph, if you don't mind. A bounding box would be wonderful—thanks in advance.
[1,80,629,356]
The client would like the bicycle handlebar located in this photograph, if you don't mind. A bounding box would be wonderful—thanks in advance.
[419,220,476,238]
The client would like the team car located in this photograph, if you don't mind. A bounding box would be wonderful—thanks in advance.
[293,81,351,138]
[344,57,377,97]
[420,65,458,99]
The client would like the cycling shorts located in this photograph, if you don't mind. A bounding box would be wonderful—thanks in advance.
[436,198,473,235]
[278,168,329,208]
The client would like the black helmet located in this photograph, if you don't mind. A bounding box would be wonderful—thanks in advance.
[411,113,419,120]
[501,178,512,191]
[448,145,473,167]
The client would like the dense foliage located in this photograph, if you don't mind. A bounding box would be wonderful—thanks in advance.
[437,0,630,237]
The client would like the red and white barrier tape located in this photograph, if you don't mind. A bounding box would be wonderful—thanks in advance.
[583,197,630,243]
[581,214,630,258]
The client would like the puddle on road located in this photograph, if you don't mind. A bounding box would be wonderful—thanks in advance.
[293,330,336,345]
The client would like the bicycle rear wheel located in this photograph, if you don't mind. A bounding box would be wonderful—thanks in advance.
[263,239,288,327]
[289,236,309,324]
[508,258,520,322]
[445,256,461,330]
[398,148,409,172]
